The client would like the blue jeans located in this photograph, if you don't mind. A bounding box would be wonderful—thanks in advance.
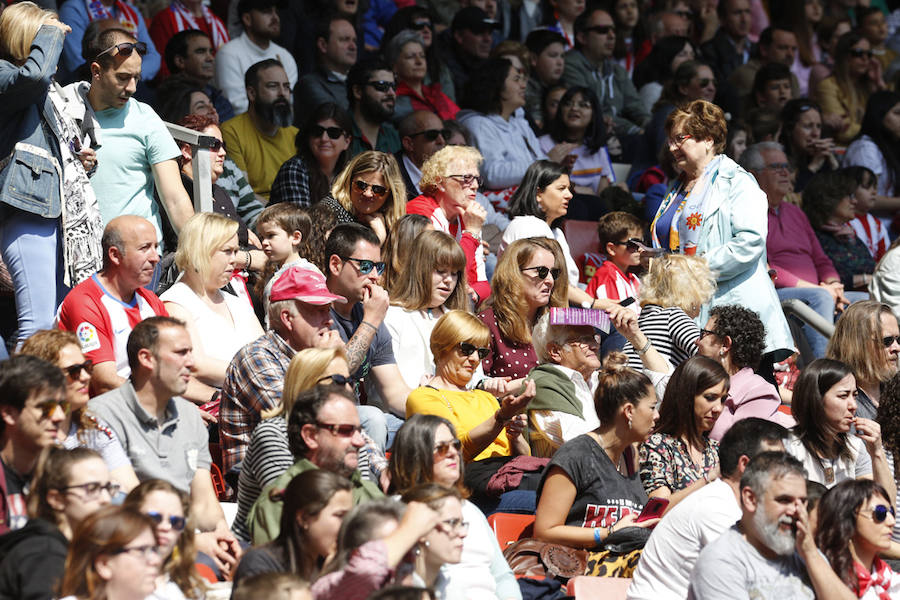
[358,405,389,452]
[777,287,869,358]
[0,210,66,348]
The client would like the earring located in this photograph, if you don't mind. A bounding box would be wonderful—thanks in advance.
[424,540,431,548]
[719,349,725,357]
[627,418,633,430]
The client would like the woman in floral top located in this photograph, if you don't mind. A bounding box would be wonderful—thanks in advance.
[639,356,729,512]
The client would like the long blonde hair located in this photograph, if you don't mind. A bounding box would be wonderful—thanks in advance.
[331,151,407,232]
[263,347,349,419]
[0,1,56,64]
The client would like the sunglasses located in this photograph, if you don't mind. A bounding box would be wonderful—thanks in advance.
[353,179,389,197]
[317,373,353,386]
[433,438,462,456]
[411,20,432,30]
[316,421,364,437]
[61,481,121,498]
[206,138,225,152]
[883,336,900,347]
[63,359,93,379]
[611,238,644,252]
[145,511,187,531]
[850,48,874,58]
[310,125,345,140]
[96,41,148,59]
[458,342,490,360]
[340,255,386,275]
[365,80,397,92]
[410,128,451,141]
[36,398,69,419]
[447,173,482,188]
[862,504,895,524]
[587,25,614,35]
[521,265,561,280]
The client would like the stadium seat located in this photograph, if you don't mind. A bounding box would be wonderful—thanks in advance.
[566,576,632,599]
[486,512,535,549]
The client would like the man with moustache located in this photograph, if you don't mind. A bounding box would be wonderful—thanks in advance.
[346,58,401,157]
[221,59,298,201]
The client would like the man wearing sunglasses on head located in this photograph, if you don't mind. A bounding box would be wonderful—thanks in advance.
[346,58,401,158]
[324,224,411,451]
[0,356,68,533]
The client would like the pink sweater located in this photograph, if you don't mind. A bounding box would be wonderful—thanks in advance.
[710,368,795,441]
[766,202,839,288]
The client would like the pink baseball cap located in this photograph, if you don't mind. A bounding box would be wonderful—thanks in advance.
[270,267,346,305]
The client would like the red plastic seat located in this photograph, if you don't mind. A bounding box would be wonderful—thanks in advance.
[486,512,535,549]
[209,462,229,501]
[566,576,632,599]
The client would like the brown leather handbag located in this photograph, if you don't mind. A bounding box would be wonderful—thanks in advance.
[502,538,589,581]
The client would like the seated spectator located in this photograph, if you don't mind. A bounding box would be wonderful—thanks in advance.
[539,87,616,195]
[19,330,139,492]
[745,106,782,142]
[745,62,793,114]
[59,0,161,81]
[698,0,754,85]
[527,314,602,457]
[214,0,298,116]
[779,100,838,192]
[233,470,351,584]
[803,170,875,292]
[845,166,887,261]
[610,0,649,77]
[387,414,520,600]
[627,418,789,600]
[221,59,298,201]
[816,479,900,596]
[524,29,567,129]
[56,216,166,395]
[786,358,894,498]
[778,0,822,98]
[435,7,496,93]
[245,385,384,544]
[294,16,356,120]
[871,240,900,315]
[232,573,310,600]
[386,31,459,123]
[380,214,432,293]
[160,213,264,398]
[406,145,490,301]
[458,58,574,193]
[808,16,851,99]
[395,111,448,199]
[563,7,650,137]
[542,83,568,128]
[533,352,659,572]
[640,356,727,510]
[162,30,234,121]
[632,35,696,113]
[57,505,163,600]
[270,103,352,207]
[623,254,712,370]
[346,58,402,156]
[89,317,241,573]
[843,91,900,213]
[383,230,469,392]
[695,305,792,441]
[301,202,342,273]
[728,25,800,101]
[310,496,441,599]
[742,141,846,358]
[478,237,568,380]
[150,2,228,80]
[858,7,898,74]
[0,447,112,600]
[543,0,583,51]
[815,32,885,145]
[687,452,837,598]
[585,211,643,305]
[254,204,318,319]
[122,480,207,598]
[725,119,749,161]
[321,151,407,244]
[826,301,900,420]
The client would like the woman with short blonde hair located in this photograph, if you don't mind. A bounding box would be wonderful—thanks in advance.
[0,0,56,62]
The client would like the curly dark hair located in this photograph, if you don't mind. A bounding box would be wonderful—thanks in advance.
[878,370,900,468]
[801,170,857,230]
[709,305,766,370]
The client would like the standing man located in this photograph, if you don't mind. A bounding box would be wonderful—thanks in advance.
[294,15,357,120]
[700,0,755,83]
[346,58,401,157]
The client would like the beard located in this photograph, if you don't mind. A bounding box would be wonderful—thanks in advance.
[360,92,394,123]
[257,98,293,128]
[753,508,797,556]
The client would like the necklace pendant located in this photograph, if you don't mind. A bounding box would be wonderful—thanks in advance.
[824,466,835,485]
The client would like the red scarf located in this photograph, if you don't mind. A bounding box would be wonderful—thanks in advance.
[171,0,229,49]
[855,558,895,599]
[84,0,139,33]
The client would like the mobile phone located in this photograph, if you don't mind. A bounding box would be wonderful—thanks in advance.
[620,297,636,307]
[636,498,669,523]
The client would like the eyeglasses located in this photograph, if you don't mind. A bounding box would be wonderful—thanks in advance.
[317,373,353,386]
[861,504,895,524]
[310,125,345,140]
[436,517,469,534]
[882,336,900,347]
[145,511,187,531]
[353,179,389,197]
[458,342,490,360]
[611,238,644,252]
[96,41,148,59]
[567,334,602,349]
[365,80,397,92]
[698,328,719,339]
[60,481,121,498]
[411,20,432,30]
[409,128,451,141]
[668,133,692,148]
[587,25,615,35]
[36,398,69,419]
[433,438,462,457]
[114,544,164,560]
[850,48,874,58]
[763,162,792,172]
[696,78,714,87]
[340,255,386,275]
[447,173,482,188]
[63,360,93,379]
[521,265,561,280]
[315,421,364,437]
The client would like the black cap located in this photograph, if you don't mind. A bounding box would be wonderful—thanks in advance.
[237,0,285,16]
[451,7,501,33]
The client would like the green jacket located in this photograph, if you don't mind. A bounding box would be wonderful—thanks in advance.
[247,459,384,545]
[562,49,650,136]
[526,363,584,419]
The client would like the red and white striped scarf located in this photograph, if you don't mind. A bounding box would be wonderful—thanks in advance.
[84,0,139,33]
[170,0,229,49]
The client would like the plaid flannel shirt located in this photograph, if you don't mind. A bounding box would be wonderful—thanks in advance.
[270,155,313,206]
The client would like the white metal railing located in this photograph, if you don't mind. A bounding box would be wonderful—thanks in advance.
[165,122,215,213]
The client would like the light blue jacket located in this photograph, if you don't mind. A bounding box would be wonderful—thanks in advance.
[654,155,795,357]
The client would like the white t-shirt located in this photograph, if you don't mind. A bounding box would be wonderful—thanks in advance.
[628,479,741,600]
[500,215,579,284]
[382,305,442,389]
[785,432,872,488]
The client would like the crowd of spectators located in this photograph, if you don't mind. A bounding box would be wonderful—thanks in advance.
[2,0,900,597]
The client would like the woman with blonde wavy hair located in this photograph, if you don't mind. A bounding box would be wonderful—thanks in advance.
[320,150,407,244]
[231,347,351,543]
[624,253,714,370]
[160,212,263,400]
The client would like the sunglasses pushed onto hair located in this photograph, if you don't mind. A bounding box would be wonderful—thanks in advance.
[96,41,148,59]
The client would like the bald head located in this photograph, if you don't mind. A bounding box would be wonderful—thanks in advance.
[101,216,160,290]
[400,110,447,167]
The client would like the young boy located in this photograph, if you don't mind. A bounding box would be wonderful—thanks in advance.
[585,211,644,308]
[846,166,889,261]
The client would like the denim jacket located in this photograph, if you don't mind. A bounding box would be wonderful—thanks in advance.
[0,25,65,218]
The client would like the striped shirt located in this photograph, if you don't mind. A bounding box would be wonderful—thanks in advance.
[623,304,700,370]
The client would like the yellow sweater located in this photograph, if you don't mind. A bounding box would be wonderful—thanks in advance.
[221,112,297,200]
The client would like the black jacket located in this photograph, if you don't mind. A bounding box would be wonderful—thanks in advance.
[0,518,68,600]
